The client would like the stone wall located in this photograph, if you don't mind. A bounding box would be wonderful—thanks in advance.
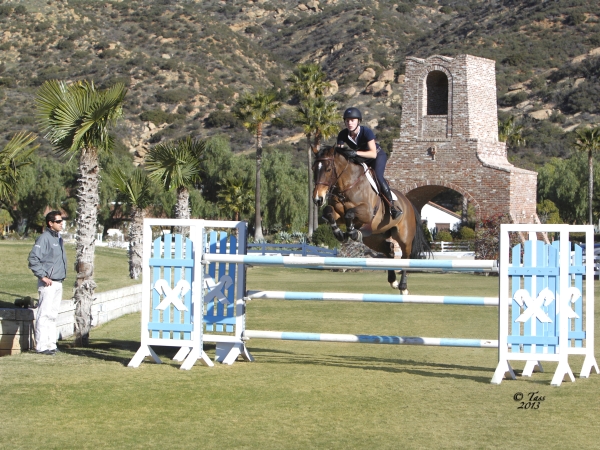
[0,284,142,356]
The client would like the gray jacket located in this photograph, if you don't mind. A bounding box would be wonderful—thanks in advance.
[28,228,67,281]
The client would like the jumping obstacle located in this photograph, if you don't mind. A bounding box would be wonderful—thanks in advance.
[128,220,598,386]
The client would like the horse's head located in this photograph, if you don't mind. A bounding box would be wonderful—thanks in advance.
[312,145,338,207]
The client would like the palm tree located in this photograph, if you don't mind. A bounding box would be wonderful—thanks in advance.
[0,132,38,202]
[110,167,153,279]
[145,136,205,233]
[296,97,340,235]
[498,116,525,148]
[574,126,600,225]
[288,64,334,236]
[37,80,126,346]
[288,64,331,102]
[233,91,281,240]
[217,176,255,221]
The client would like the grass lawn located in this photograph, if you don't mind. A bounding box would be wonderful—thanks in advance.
[0,241,140,307]
[1,246,599,448]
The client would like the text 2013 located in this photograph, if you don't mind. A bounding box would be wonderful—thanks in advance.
[514,391,545,410]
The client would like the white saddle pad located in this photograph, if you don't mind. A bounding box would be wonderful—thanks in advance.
[361,163,397,200]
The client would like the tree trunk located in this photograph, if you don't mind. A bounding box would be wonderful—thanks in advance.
[307,136,314,237]
[254,124,264,240]
[589,151,594,225]
[312,135,321,233]
[73,148,99,347]
[174,186,190,235]
[128,206,144,280]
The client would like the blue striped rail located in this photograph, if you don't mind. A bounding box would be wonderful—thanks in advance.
[202,254,498,272]
[243,330,498,348]
[247,290,499,306]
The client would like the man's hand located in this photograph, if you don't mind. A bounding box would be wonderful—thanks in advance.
[40,277,52,287]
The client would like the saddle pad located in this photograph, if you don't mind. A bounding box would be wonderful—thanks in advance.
[361,163,397,200]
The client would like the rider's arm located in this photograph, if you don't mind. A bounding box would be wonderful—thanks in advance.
[355,139,377,159]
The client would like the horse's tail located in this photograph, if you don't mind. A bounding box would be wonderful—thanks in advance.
[409,204,432,260]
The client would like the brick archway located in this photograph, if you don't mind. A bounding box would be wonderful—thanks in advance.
[400,180,481,220]
[386,54,539,224]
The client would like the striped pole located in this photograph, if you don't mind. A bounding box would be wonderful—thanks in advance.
[247,291,499,306]
[202,254,498,272]
[243,330,498,348]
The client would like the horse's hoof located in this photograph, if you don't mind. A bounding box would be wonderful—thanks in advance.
[390,281,399,290]
[400,289,409,295]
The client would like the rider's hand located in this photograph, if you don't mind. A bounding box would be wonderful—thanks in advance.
[344,149,357,159]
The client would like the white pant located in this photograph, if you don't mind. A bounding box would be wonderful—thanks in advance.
[35,280,63,352]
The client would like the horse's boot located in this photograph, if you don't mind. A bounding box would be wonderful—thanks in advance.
[380,181,402,220]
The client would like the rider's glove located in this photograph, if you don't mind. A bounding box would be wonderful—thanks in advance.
[344,149,357,159]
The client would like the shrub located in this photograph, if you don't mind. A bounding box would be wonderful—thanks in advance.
[436,230,453,242]
[204,111,241,129]
[155,88,193,104]
[139,109,184,125]
[56,40,75,51]
[459,226,475,240]
[311,223,340,249]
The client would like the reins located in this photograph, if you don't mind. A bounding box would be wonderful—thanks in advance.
[314,148,366,198]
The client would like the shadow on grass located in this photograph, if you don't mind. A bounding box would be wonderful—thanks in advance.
[247,347,497,384]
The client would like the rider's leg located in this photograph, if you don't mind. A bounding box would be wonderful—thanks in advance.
[373,150,402,219]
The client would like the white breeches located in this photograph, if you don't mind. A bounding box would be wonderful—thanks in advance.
[35,280,63,352]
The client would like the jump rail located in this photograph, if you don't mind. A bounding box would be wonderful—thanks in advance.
[202,254,498,272]
[247,291,499,306]
[243,330,498,348]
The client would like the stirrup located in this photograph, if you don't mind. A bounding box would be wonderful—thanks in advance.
[390,207,402,220]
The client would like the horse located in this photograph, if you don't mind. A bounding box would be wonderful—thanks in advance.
[312,145,430,294]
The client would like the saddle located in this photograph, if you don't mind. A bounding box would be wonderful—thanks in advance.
[359,163,398,201]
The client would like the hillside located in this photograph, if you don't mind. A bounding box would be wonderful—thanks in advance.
[0,0,599,170]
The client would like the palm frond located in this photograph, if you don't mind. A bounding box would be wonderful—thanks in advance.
[36,80,126,156]
[110,166,153,209]
[0,132,38,200]
[145,137,204,191]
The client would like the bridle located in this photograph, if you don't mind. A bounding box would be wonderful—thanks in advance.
[313,147,365,200]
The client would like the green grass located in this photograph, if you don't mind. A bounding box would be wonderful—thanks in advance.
[0,241,141,307]
[1,257,599,448]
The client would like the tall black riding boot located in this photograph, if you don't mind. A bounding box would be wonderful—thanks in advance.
[379,179,402,219]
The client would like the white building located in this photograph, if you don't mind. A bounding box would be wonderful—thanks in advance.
[420,202,461,233]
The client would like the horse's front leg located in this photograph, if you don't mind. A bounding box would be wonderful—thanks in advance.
[322,205,344,242]
[387,270,398,289]
[344,204,371,241]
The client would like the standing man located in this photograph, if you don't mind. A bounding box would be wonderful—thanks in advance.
[28,211,67,355]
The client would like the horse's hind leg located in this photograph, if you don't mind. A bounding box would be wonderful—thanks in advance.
[344,208,359,241]
[398,270,408,295]
[323,205,344,242]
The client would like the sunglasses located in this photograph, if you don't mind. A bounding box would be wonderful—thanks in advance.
[52,220,63,224]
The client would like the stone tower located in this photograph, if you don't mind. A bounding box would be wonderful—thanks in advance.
[386,54,538,224]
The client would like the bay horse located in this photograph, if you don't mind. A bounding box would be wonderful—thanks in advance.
[312,145,430,294]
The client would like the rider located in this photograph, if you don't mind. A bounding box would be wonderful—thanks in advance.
[336,107,402,219]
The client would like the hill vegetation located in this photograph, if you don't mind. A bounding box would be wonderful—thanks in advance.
[1,0,600,228]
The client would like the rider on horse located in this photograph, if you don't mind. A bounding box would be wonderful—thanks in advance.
[336,107,402,220]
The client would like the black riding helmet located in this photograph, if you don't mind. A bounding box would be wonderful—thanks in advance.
[343,107,362,121]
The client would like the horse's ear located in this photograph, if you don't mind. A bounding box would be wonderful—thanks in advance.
[311,145,318,155]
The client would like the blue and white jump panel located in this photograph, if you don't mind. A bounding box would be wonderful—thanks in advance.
[244,330,498,347]
[203,254,498,272]
[128,219,212,370]
[200,220,254,365]
[247,291,499,306]
[492,224,599,386]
